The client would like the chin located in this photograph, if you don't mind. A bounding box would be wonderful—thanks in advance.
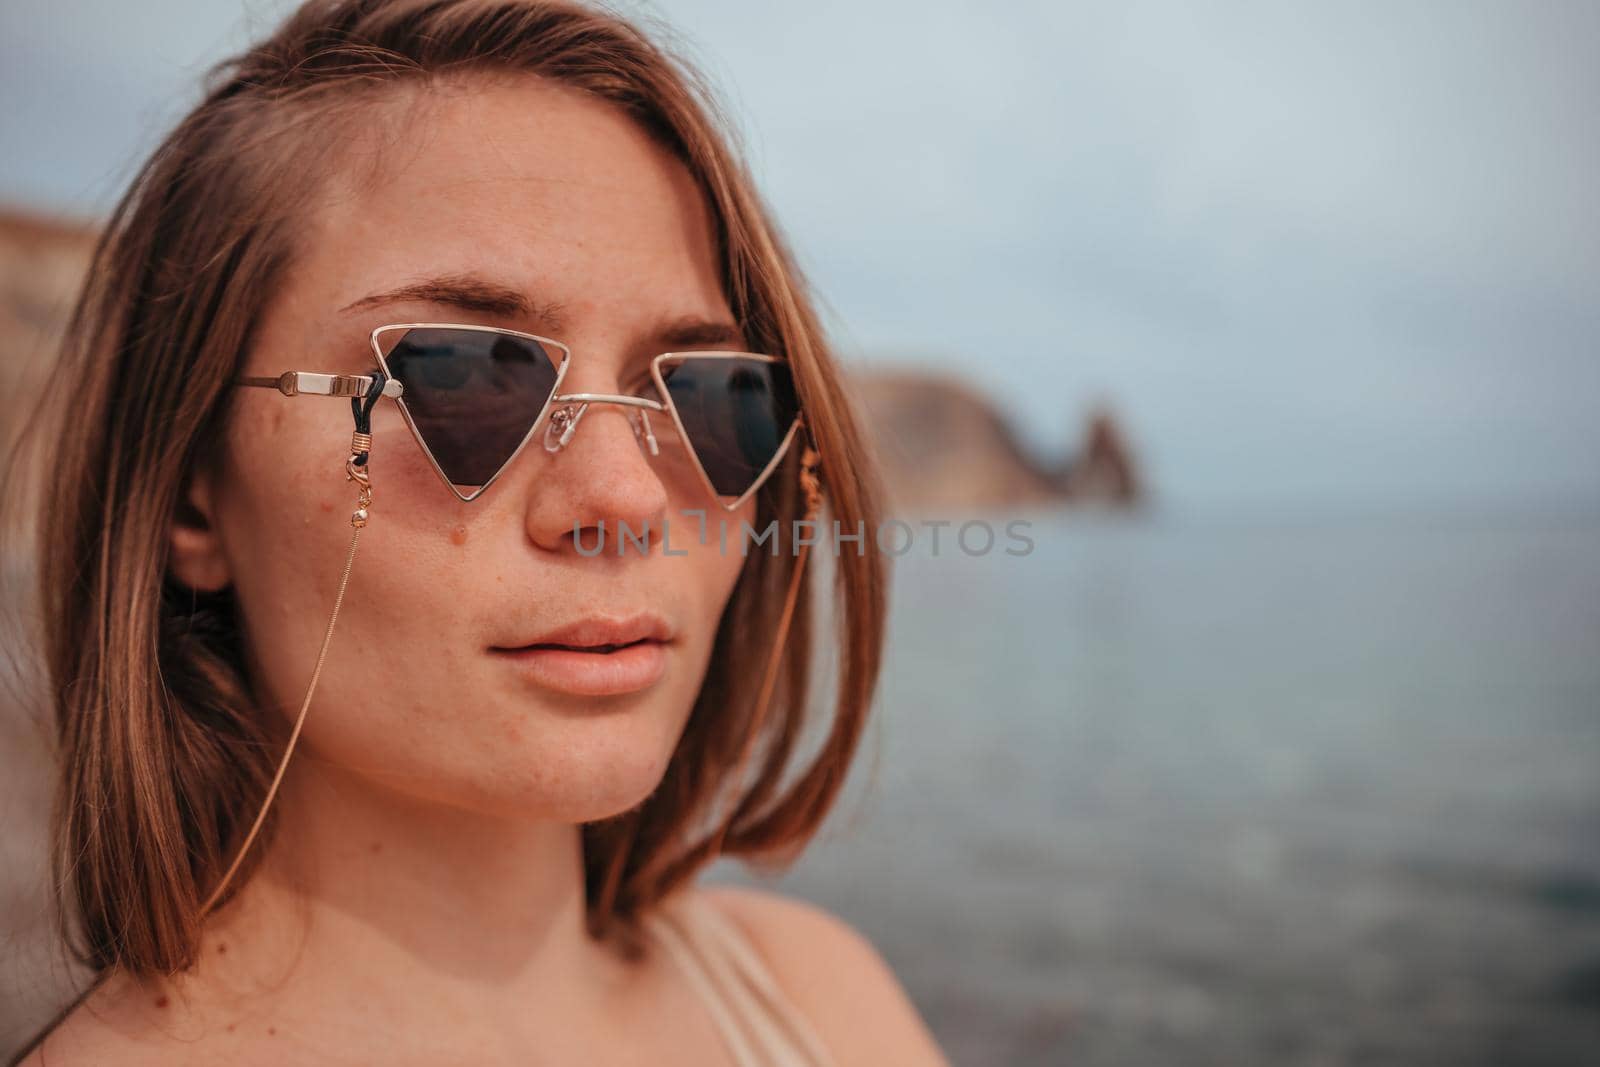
[428,709,687,823]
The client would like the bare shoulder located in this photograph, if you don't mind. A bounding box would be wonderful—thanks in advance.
[695,883,951,1066]
[13,972,205,1067]
[12,1009,127,1067]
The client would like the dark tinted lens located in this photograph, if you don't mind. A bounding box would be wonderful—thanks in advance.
[662,357,799,497]
[382,327,560,486]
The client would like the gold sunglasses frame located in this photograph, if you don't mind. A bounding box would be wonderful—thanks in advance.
[235,322,804,512]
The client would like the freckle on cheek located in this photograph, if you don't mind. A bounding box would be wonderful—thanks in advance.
[450,524,469,546]
[155,995,169,1008]
[321,500,335,513]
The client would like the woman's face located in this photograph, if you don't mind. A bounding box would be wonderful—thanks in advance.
[182,75,755,821]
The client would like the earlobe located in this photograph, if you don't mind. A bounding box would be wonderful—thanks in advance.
[167,465,232,593]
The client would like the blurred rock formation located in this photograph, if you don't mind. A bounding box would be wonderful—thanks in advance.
[855,371,1142,514]
[0,208,97,454]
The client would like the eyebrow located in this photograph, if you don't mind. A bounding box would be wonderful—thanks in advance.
[339,274,569,332]
[339,273,745,349]
[655,317,743,349]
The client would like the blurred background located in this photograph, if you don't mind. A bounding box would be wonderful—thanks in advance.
[2,1,1597,1064]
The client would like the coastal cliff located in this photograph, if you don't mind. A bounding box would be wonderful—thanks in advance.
[0,208,98,454]
[856,370,1141,514]
[0,206,1143,512]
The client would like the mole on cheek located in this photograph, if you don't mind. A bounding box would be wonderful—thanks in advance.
[155,996,169,1009]
[450,525,469,546]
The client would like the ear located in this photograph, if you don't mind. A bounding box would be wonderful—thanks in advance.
[167,464,233,593]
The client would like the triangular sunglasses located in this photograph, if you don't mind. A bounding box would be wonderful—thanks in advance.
[236,322,805,510]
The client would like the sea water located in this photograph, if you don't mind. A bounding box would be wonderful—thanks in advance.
[717,506,1600,1067]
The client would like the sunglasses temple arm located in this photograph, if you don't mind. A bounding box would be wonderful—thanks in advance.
[200,373,389,916]
[235,371,403,399]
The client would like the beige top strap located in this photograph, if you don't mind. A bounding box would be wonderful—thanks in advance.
[646,891,838,1067]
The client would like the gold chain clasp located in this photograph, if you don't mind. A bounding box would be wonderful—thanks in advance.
[346,431,374,527]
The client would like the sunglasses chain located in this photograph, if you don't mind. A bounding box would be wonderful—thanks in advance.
[199,376,386,916]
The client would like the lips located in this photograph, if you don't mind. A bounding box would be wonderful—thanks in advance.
[491,613,673,697]
[496,613,673,654]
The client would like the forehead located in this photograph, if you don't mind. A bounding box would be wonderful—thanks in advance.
[291,74,725,326]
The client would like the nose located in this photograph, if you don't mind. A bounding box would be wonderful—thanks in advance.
[522,393,671,554]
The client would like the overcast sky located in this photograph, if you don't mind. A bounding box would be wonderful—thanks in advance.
[2,1,1595,513]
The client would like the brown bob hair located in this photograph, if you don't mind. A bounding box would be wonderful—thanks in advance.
[10,0,887,982]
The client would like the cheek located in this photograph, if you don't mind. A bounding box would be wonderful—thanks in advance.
[704,504,757,602]
[663,498,757,632]
[668,504,759,731]
[215,402,489,777]
[213,399,760,823]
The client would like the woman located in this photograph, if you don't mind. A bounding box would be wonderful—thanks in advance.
[8,1,948,1063]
